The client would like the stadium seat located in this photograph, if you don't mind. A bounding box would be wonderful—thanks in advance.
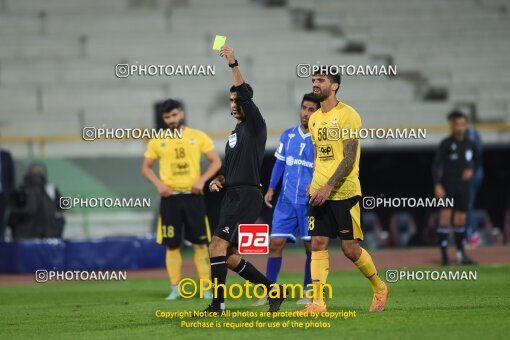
[0,0,508,156]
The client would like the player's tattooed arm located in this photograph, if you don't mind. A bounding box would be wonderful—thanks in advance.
[326,139,358,188]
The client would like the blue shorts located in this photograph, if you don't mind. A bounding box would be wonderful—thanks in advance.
[271,200,310,243]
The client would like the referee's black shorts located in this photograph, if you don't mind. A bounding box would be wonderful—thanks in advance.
[157,194,211,248]
[214,186,263,245]
[442,178,470,212]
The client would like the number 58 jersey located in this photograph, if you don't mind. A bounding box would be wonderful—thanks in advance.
[309,102,362,200]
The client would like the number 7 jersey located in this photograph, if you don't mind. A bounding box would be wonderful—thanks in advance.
[309,102,362,200]
[274,125,315,205]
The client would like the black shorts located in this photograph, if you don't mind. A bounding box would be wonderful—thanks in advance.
[214,186,263,245]
[442,178,469,212]
[308,195,363,240]
[157,194,211,248]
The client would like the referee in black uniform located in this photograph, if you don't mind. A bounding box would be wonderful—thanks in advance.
[433,111,480,266]
[203,45,286,314]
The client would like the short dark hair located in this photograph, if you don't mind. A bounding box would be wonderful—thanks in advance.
[230,83,254,99]
[160,99,183,115]
[301,92,321,108]
[447,110,468,122]
[313,65,341,88]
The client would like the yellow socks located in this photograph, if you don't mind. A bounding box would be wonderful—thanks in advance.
[354,248,386,292]
[193,246,211,282]
[166,246,210,287]
[311,250,329,306]
[166,248,182,285]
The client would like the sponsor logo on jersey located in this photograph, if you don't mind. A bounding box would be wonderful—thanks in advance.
[317,144,334,160]
[171,162,190,175]
[285,156,314,168]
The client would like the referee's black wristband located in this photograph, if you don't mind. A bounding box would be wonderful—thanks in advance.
[229,60,239,68]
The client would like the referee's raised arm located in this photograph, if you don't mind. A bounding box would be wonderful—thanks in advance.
[220,45,244,87]
[220,45,265,133]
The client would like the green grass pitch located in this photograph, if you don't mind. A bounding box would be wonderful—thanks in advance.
[1,265,509,339]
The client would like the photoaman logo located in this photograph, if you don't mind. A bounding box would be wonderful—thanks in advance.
[238,224,269,254]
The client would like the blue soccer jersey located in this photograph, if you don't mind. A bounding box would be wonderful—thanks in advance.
[270,125,314,205]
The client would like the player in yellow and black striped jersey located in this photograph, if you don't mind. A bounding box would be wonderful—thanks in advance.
[297,67,389,315]
[141,99,221,301]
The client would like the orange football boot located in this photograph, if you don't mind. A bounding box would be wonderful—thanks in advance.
[297,302,327,315]
[369,283,389,312]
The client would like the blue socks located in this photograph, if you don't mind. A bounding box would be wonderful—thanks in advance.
[266,251,312,287]
[304,250,312,288]
[266,257,282,282]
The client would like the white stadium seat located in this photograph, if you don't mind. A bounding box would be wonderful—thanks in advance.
[0,0,509,156]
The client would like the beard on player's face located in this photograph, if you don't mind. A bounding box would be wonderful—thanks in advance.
[300,102,317,128]
[300,115,310,129]
[313,86,331,102]
[166,118,183,129]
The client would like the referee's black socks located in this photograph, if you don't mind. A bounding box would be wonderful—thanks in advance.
[454,227,466,255]
[437,226,449,263]
[210,256,227,309]
[233,258,274,290]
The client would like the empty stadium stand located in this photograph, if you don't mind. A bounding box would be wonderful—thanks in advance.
[0,0,509,157]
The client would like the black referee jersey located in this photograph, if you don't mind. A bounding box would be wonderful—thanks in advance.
[432,135,480,184]
[222,82,267,188]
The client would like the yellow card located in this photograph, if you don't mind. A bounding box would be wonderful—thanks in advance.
[212,35,227,50]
